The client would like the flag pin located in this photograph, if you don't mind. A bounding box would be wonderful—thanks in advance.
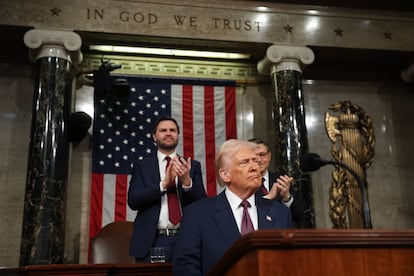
[266,215,272,221]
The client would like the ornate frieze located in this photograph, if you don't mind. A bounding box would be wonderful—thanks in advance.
[0,0,413,51]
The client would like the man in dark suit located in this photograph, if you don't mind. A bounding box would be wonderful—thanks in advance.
[128,116,206,262]
[249,138,305,225]
[173,139,291,275]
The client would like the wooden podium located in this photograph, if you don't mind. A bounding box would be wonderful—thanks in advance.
[0,263,173,275]
[207,229,414,276]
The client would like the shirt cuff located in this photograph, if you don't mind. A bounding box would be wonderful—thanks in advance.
[182,179,193,191]
[282,195,293,207]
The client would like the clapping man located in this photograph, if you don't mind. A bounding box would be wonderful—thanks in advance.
[249,137,304,225]
[128,116,206,262]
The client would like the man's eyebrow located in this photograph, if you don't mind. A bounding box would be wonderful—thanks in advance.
[159,127,177,131]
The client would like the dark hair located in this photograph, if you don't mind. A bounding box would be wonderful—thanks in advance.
[248,137,269,149]
[152,116,180,134]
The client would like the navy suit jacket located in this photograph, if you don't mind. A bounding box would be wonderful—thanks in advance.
[173,191,292,276]
[265,171,305,223]
[127,156,206,258]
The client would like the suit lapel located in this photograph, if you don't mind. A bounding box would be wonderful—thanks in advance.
[256,194,275,229]
[143,156,161,182]
[213,192,241,246]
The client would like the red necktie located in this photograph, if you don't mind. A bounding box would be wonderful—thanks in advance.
[240,200,254,235]
[261,178,269,195]
[165,156,181,225]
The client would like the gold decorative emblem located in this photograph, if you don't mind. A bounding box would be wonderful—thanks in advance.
[325,101,375,228]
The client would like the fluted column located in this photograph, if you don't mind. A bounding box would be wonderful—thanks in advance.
[20,29,82,265]
[257,45,315,228]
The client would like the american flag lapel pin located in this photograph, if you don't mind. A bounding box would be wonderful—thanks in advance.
[266,215,272,221]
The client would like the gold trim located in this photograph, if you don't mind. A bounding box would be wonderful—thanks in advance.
[80,54,266,82]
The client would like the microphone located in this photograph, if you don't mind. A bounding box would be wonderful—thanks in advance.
[300,152,330,172]
[300,152,372,229]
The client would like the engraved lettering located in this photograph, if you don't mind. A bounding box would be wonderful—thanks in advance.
[223,19,231,29]
[119,11,158,24]
[133,12,145,23]
[173,15,186,25]
[119,11,129,22]
[254,21,262,32]
[148,13,158,24]
[210,18,262,32]
[234,19,241,30]
[244,20,251,31]
[86,8,104,20]
[172,15,197,27]
[212,18,220,29]
[189,16,197,27]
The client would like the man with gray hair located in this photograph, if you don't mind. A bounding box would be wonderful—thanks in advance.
[173,139,292,275]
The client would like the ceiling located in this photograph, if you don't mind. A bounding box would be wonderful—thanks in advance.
[246,0,414,12]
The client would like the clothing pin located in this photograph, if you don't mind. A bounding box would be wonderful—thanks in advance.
[266,215,272,221]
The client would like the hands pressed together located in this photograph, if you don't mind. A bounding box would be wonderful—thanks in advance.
[163,156,192,189]
[264,175,294,201]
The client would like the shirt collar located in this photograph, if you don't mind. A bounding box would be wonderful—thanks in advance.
[263,170,269,181]
[225,188,256,212]
[157,150,177,161]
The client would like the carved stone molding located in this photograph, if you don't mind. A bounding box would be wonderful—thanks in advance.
[1,1,412,52]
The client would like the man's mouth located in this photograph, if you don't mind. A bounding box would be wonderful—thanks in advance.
[248,174,261,181]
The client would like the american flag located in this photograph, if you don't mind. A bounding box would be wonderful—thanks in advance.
[89,76,237,239]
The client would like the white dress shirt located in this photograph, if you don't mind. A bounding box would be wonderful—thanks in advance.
[157,151,179,229]
[225,188,258,232]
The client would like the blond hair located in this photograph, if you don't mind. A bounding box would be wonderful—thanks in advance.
[215,139,258,186]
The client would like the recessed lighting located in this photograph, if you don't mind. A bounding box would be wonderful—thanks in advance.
[89,45,251,60]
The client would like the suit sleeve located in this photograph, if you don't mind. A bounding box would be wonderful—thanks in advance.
[173,206,203,276]
[127,160,163,211]
[181,160,206,205]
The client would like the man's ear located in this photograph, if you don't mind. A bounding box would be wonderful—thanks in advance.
[219,169,230,182]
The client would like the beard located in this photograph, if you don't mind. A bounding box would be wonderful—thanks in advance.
[156,139,178,151]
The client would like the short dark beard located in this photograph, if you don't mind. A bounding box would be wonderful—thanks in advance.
[157,140,178,151]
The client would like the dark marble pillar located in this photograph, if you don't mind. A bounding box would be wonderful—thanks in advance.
[258,45,315,228]
[20,29,82,265]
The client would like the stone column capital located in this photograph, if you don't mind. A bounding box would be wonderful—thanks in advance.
[257,45,315,75]
[401,63,414,83]
[23,29,83,64]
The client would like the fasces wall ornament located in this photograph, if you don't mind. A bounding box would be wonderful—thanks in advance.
[325,101,375,229]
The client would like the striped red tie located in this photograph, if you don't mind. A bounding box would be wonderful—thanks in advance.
[165,156,182,225]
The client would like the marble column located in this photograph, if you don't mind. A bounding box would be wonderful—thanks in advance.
[257,45,315,228]
[20,29,82,265]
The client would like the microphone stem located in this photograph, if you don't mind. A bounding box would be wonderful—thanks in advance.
[327,161,372,229]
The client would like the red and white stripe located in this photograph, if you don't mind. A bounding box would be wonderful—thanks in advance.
[171,84,236,196]
[89,83,236,241]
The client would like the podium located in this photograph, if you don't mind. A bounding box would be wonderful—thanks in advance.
[207,229,414,276]
[0,263,173,275]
